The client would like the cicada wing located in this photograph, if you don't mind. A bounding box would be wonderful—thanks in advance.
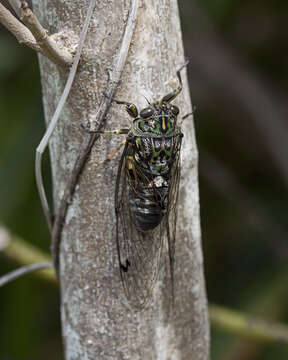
[115,144,165,310]
[166,137,182,303]
[115,135,182,310]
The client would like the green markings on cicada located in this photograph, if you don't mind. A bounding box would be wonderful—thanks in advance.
[150,138,174,172]
[107,61,189,309]
[127,155,137,183]
[133,136,175,173]
[134,114,175,136]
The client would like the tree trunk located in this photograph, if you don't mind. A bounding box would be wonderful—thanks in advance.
[33,0,210,359]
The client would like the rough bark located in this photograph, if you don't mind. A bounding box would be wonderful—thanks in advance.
[33,0,210,359]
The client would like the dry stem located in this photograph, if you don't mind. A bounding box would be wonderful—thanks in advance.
[0,1,73,67]
[0,2,40,52]
[20,1,73,67]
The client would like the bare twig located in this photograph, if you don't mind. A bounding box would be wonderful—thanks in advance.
[51,0,139,273]
[19,1,73,67]
[0,262,53,288]
[2,224,288,344]
[0,1,73,66]
[35,0,97,232]
[0,2,40,52]
[0,224,55,283]
[0,226,10,251]
[210,304,288,345]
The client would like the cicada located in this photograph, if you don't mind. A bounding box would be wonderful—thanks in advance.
[100,62,190,309]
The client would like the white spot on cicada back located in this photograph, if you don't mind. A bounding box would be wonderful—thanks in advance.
[148,176,167,188]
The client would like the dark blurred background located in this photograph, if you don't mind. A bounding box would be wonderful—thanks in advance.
[1,1,288,359]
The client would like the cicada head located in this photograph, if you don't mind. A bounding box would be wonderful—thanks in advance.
[137,101,180,135]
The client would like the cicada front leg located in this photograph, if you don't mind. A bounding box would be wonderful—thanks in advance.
[178,112,193,125]
[161,59,189,103]
[94,139,127,169]
[96,129,130,135]
[114,100,139,119]
[104,91,139,119]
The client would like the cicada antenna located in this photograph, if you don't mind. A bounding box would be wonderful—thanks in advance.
[141,94,151,105]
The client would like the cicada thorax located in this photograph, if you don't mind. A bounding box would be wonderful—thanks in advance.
[125,127,182,232]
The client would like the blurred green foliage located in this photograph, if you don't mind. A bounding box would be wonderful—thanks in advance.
[0,30,61,359]
[1,1,288,359]
[180,1,288,359]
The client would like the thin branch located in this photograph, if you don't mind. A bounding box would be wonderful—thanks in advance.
[35,0,97,232]
[51,0,139,273]
[0,2,40,52]
[0,2,73,66]
[0,262,53,288]
[0,224,55,283]
[210,304,288,345]
[19,1,73,67]
[1,224,288,344]
[0,226,10,251]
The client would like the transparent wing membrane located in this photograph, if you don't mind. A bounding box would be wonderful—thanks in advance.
[115,137,182,309]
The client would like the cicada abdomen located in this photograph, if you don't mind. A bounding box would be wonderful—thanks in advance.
[126,134,182,232]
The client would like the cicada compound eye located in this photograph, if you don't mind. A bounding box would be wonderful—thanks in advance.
[171,105,180,116]
[126,103,138,118]
[140,107,155,118]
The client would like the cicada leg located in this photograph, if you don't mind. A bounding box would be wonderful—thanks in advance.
[96,129,130,135]
[81,121,130,135]
[178,112,193,125]
[94,139,126,169]
[178,103,196,125]
[114,100,139,118]
[103,92,139,119]
[161,59,189,103]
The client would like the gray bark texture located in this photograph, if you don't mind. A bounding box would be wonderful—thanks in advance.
[33,0,210,359]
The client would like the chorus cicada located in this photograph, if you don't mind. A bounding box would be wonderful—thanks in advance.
[100,62,190,309]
